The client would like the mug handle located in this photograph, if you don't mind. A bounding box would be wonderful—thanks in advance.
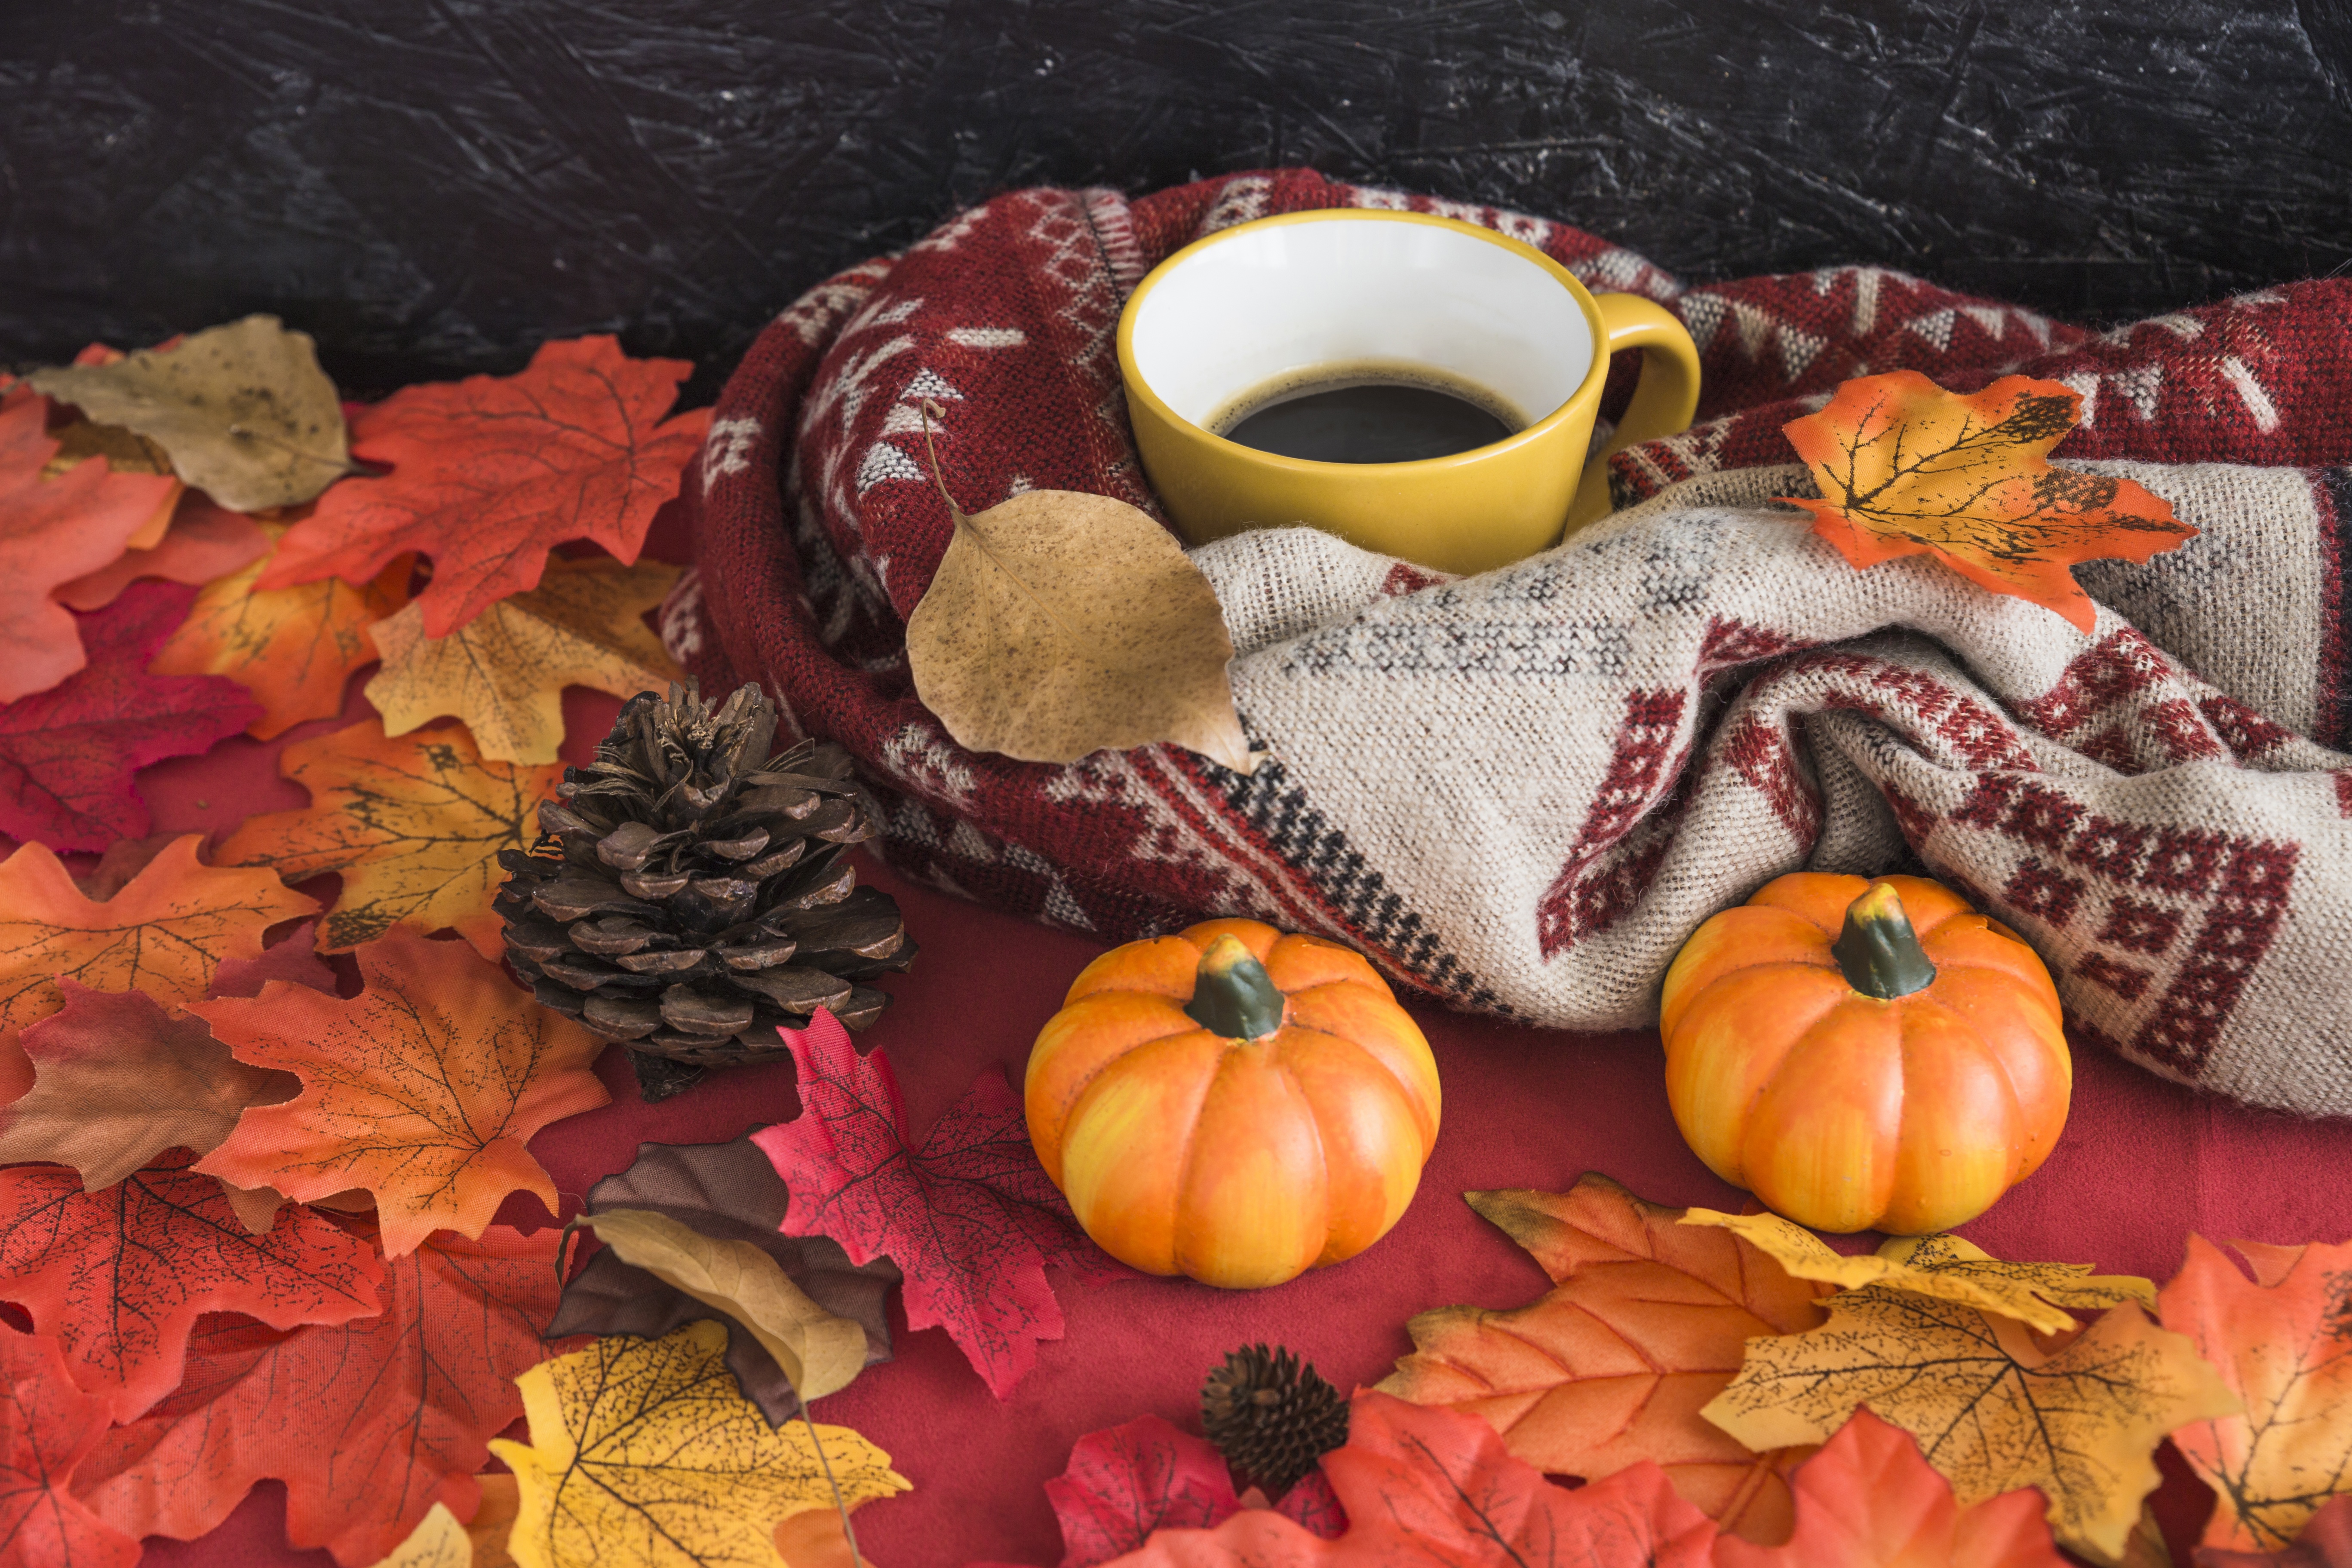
[1563,293,1702,534]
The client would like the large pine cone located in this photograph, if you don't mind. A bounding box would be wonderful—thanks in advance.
[497,683,916,1071]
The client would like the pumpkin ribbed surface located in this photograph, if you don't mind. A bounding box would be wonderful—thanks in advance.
[1660,873,2069,1234]
[1026,918,1440,1289]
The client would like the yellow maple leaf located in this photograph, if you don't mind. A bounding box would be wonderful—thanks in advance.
[365,556,681,765]
[1704,1285,2240,1563]
[149,522,415,740]
[215,719,562,960]
[365,1502,470,1568]
[1780,371,2195,632]
[490,1320,908,1568]
[0,836,318,1035]
[1681,1211,2155,1335]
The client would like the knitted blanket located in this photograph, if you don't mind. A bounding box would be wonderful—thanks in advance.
[663,168,2352,1117]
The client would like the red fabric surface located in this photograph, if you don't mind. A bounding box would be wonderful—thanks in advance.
[99,693,2352,1562]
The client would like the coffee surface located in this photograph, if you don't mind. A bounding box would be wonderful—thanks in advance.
[1217,368,1520,464]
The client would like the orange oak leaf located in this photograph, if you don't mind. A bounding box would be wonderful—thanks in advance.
[0,981,299,1188]
[190,930,609,1255]
[0,1154,383,1420]
[1375,1174,1832,1542]
[53,492,272,612]
[73,1225,567,1568]
[0,836,318,1037]
[214,720,563,959]
[1779,371,2197,632]
[0,393,181,703]
[259,336,711,636]
[147,521,414,740]
[0,1331,139,1568]
[2159,1234,2352,1555]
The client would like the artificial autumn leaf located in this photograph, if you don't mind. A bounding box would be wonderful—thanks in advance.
[1681,1210,2155,1335]
[903,428,1253,773]
[207,919,340,999]
[750,1011,1123,1399]
[76,1225,565,1568]
[149,522,414,740]
[26,315,353,511]
[1028,1414,1348,1567]
[1713,1408,2069,1568]
[489,1319,909,1568]
[365,555,681,764]
[1704,1284,2241,1562]
[365,1503,471,1568]
[2196,1493,2352,1568]
[571,1207,869,1403]
[0,1331,139,1568]
[469,1476,521,1568]
[0,393,181,703]
[1115,1390,1718,1567]
[215,719,563,958]
[1780,370,2196,632]
[191,929,608,1255]
[2159,1234,2352,1555]
[0,981,298,1188]
[1375,1175,1832,1541]
[55,492,273,611]
[0,1154,382,1419]
[546,1134,898,1427]
[261,335,710,637]
[0,583,264,849]
[0,835,316,1037]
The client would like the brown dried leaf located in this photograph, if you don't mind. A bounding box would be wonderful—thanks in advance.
[905,475,1253,774]
[27,316,354,511]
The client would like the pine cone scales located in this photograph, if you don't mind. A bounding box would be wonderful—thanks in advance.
[497,683,915,1071]
[1201,1344,1350,1497]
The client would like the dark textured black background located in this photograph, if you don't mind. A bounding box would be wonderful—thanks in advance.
[5,1,2349,398]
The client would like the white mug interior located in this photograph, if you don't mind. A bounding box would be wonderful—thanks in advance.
[1127,216,1594,442]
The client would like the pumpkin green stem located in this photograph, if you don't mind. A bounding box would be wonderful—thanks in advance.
[1831,882,1938,1000]
[1184,935,1286,1041]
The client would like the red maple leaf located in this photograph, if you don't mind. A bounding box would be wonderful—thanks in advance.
[1035,1415,1344,1568]
[750,1010,1124,1399]
[54,493,273,612]
[0,393,181,704]
[73,1224,565,1567]
[0,583,261,850]
[0,1154,382,1420]
[0,1331,139,1568]
[258,336,711,636]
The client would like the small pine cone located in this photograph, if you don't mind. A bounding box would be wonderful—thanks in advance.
[1201,1344,1350,1497]
[497,681,917,1086]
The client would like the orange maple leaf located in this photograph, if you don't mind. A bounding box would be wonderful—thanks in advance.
[0,393,181,702]
[54,492,273,613]
[258,336,711,637]
[190,930,609,1255]
[213,719,563,959]
[147,522,413,740]
[2159,1234,2352,1555]
[0,836,318,1039]
[1779,371,2196,632]
[1376,1174,1832,1541]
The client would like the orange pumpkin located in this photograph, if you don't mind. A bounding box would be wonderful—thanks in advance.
[1025,919,1440,1289]
[1660,873,2068,1235]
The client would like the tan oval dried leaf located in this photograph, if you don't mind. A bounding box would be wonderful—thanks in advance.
[906,489,1254,773]
[575,1207,870,1402]
[28,315,353,511]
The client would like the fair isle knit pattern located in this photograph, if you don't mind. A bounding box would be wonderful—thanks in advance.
[667,168,2352,1116]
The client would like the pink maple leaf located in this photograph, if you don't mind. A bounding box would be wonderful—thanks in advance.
[751,1010,1124,1399]
[0,583,259,851]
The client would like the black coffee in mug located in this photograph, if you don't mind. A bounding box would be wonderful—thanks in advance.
[1211,359,1524,464]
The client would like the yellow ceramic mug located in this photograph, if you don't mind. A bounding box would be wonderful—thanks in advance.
[1116,210,1701,576]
